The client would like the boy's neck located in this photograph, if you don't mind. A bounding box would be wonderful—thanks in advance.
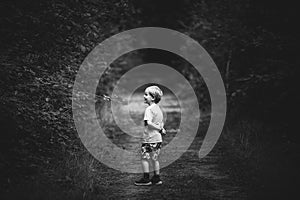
[148,102,155,106]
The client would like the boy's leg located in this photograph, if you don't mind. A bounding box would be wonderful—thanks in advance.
[141,159,150,179]
[152,159,160,175]
[135,144,152,186]
[150,143,163,185]
[150,159,162,185]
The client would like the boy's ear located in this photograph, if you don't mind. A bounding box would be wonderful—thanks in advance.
[150,95,155,102]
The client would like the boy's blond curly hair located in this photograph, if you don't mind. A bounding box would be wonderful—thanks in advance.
[145,85,163,103]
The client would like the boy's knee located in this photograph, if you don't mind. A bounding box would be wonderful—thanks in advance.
[141,152,151,160]
[151,153,159,161]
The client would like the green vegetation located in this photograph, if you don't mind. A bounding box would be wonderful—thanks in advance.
[0,0,297,199]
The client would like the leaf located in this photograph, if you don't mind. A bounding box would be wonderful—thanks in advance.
[80,45,86,53]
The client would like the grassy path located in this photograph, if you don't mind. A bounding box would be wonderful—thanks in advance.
[84,137,246,200]
[87,94,246,199]
[1,123,247,199]
[2,96,246,199]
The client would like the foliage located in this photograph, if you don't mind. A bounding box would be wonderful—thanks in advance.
[0,0,298,198]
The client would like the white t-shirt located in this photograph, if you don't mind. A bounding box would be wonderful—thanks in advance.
[143,103,163,143]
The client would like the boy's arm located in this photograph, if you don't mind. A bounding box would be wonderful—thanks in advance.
[144,107,164,131]
[145,120,166,135]
[144,120,161,130]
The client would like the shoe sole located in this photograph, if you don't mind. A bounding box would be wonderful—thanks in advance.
[134,182,152,186]
[152,181,162,185]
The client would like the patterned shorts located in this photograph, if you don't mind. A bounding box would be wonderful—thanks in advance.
[141,142,162,161]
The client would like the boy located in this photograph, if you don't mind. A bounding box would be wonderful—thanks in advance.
[134,85,166,186]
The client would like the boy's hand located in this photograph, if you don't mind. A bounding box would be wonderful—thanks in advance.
[159,128,167,135]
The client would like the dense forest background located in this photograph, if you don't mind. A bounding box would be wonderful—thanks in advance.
[0,0,299,199]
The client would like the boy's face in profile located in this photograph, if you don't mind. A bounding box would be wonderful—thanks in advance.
[144,90,154,105]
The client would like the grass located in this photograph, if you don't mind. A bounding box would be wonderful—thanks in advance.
[1,112,248,200]
[219,117,299,199]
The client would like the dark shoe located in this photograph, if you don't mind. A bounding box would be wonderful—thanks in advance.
[134,177,152,186]
[151,175,162,185]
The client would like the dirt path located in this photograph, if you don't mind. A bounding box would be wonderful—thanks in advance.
[89,94,246,199]
[90,137,246,200]
[2,103,247,200]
